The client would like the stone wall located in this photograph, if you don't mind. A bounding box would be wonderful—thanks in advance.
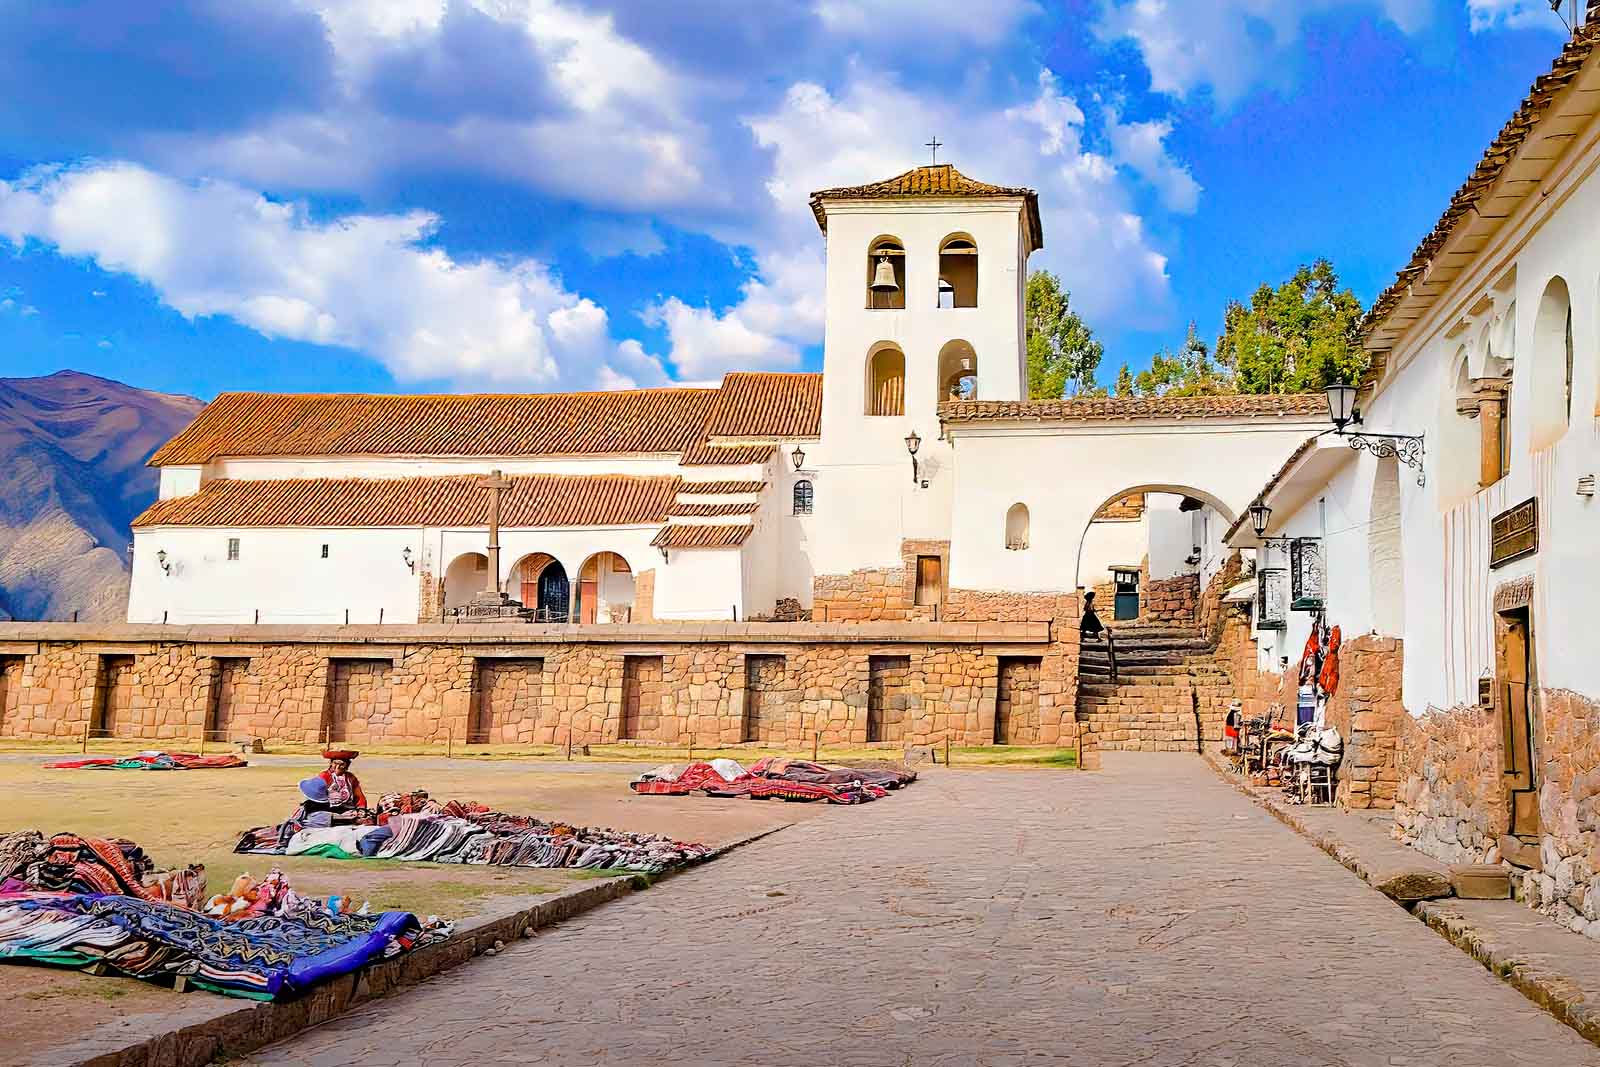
[1321,635,1403,809]
[1395,703,1508,865]
[811,539,950,622]
[1143,573,1199,625]
[0,621,1075,752]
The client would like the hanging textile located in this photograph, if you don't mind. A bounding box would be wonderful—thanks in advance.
[1318,625,1343,698]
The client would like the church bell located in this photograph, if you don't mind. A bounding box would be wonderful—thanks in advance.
[870,255,899,292]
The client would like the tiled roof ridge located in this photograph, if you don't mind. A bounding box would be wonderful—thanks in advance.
[649,524,754,549]
[808,163,1043,249]
[1221,436,1324,543]
[939,393,1328,424]
[1359,24,1600,348]
[679,479,766,494]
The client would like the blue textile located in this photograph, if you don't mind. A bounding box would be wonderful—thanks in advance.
[357,827,393,856]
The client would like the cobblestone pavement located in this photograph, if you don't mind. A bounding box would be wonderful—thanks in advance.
[248,754,1600,1066]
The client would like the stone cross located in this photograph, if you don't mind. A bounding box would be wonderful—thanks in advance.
[476,469,512,594]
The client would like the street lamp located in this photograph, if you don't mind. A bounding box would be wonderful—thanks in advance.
[1322,381,1426,487]
[1248,501,1272,537]
[156,549,171,576]
[905,429,922,484]
[790,443,806,471]
[402,546,415,573]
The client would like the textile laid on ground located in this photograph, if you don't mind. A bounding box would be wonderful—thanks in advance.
[236,797,712,875]
[0,832,206,909]
[629,758,918,805]
[0,892,431,1000]
[44,752,248,771]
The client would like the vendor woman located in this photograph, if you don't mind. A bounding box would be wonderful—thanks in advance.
[319,749,368,811]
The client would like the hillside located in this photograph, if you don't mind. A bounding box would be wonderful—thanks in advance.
[0,371,204,621]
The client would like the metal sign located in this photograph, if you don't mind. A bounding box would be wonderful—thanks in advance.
[1290,537,1325,612]
[1256,568,1287,631]
[1490,497,1538,569]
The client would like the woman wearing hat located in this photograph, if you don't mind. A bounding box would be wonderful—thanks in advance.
[319,750,368,811]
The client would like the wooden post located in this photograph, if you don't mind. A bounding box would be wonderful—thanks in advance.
[944,735,951,768]
[198,729,206,756]
[688,734,694,761]
[565,731,573,761]
[446,728,453,760]
[379,608,384,625]
[812,731,819,761]
[81,720,90,753]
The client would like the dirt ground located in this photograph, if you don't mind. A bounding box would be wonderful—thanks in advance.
[0,751,841,1058]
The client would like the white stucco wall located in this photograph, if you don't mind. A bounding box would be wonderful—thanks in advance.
[945,419,1323,593]
[1078,517,1147,587]
[653,548,743,621]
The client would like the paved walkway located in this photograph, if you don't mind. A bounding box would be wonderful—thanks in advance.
[247,754,1600,1066]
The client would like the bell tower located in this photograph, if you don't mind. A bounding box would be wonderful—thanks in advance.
[804,163,1044,578]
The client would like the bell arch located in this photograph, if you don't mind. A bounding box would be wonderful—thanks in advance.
[938,339,978,402]
[866,343,906,416]
[938,233,978,308]
[866,235,905,310]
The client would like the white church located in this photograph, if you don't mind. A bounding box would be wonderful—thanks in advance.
[127,164,1322,626]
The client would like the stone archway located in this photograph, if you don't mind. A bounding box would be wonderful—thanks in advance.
[1073,483,1237,591]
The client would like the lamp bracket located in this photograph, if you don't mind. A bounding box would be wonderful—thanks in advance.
[1336,428,1426,486]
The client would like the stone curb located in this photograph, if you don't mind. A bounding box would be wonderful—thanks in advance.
[1201,752,1600,1052]
[69,823,791,1067]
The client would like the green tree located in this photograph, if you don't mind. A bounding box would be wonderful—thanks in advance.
[1215,259,1367,394]
[1133,322,1233,397]
[1026,270,1104,398]
[1114,363,1134,397]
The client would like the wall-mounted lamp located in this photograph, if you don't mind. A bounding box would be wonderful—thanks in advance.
[402,546,415,573]
[1324,381,1426,486]
[156,549,171,576]
[905,429,922,485]
[659,546,669,563]
[790,443,806,471]
[1247,502,1293,548]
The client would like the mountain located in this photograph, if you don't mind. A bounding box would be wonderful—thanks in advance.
[0,371,204,622]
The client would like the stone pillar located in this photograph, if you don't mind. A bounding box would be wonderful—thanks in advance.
[1472,378,1509,488]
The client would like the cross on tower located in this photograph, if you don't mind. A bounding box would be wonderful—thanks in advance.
[475,469,513,594]
[926,136,942,165]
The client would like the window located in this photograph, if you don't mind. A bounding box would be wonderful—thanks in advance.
[867,346,906,416]
[937,234,977,308]
[1530,276,1572,449]
[866,237,905,310]
[321,544,330,559]
[226,537,240,561]
[937,339,977,403]
[1005,503,1029,550]
[793,479,814,515]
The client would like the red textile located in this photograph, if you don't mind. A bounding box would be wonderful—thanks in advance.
[1318,625,1342,697]
[627,762,737,796]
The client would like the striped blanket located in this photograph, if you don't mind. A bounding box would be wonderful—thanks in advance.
[44,753,248,771]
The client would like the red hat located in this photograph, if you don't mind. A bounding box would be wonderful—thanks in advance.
[321,749,359,762]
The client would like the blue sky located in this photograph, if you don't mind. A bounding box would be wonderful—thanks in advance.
[0,0,1581,399]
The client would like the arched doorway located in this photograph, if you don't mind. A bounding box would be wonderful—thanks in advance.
[1073,484,1238,598]
[575,551,635,624]
[513,553,569,621]
[443,552,489,611]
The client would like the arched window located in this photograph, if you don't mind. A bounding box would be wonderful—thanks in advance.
[793,479,814,515]
[866,237,905,310]
[1530,276,1572,449]
[938,234,977,308]
[1005,503,1029,550]
[867,345,905,416]
[938,339,977,403]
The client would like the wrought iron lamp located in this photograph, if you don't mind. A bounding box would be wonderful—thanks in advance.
[791,444,806,471]
[1247,502,1294,547]
[402,546,415,573]
[1324,381,1426,486]
[905,429,922,484]
[156,549,171,576]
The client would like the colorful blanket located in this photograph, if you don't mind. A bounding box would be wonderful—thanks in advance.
[0,892,426,1000]
[236,803,712,875]
[45,752,248,771]
[2,832,206,909]
[629,757,917,805]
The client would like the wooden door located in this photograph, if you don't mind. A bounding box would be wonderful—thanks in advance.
[579,580,599,624]
[1498,610,1539,836]
[914,556,943,608]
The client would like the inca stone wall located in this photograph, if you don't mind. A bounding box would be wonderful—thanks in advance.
[811,539,950,622]
[1320,635,1403,809]
[1143,573,1200,624]
[0,620,1076,752]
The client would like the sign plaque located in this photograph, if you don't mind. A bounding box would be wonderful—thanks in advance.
[1490,498,1538,569]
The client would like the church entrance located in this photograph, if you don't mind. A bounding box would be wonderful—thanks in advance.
[1497,607,1540,838]
[515,554,570,622]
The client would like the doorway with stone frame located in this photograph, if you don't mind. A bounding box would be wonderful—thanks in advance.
[1496,604,1540,839]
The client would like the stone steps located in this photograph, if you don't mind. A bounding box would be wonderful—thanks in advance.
[1076,619,1234,752]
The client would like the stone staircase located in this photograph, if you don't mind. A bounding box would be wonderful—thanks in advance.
[1077,623,1234,752]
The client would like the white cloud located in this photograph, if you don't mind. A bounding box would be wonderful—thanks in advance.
[1103,104,1201,213]
[1467,0,1568,31]
[814,0,1041,47]
[1096,0,1435,105]
[0,162,665,389]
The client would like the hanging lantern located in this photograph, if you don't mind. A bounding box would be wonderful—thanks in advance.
[870,255,899,292]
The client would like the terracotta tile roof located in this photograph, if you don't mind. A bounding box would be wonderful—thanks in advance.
[649,524,753,549]
[679,439,775,467]
[1360,25,1600,352]
[133,474,680,529]
[150,389,719,465]
[1222,437,1322,543]
[669,501,760,517]
[680,480,765,495]
[939,394,1328,424]
[704,373,823,440]
[809,163,1043,250]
